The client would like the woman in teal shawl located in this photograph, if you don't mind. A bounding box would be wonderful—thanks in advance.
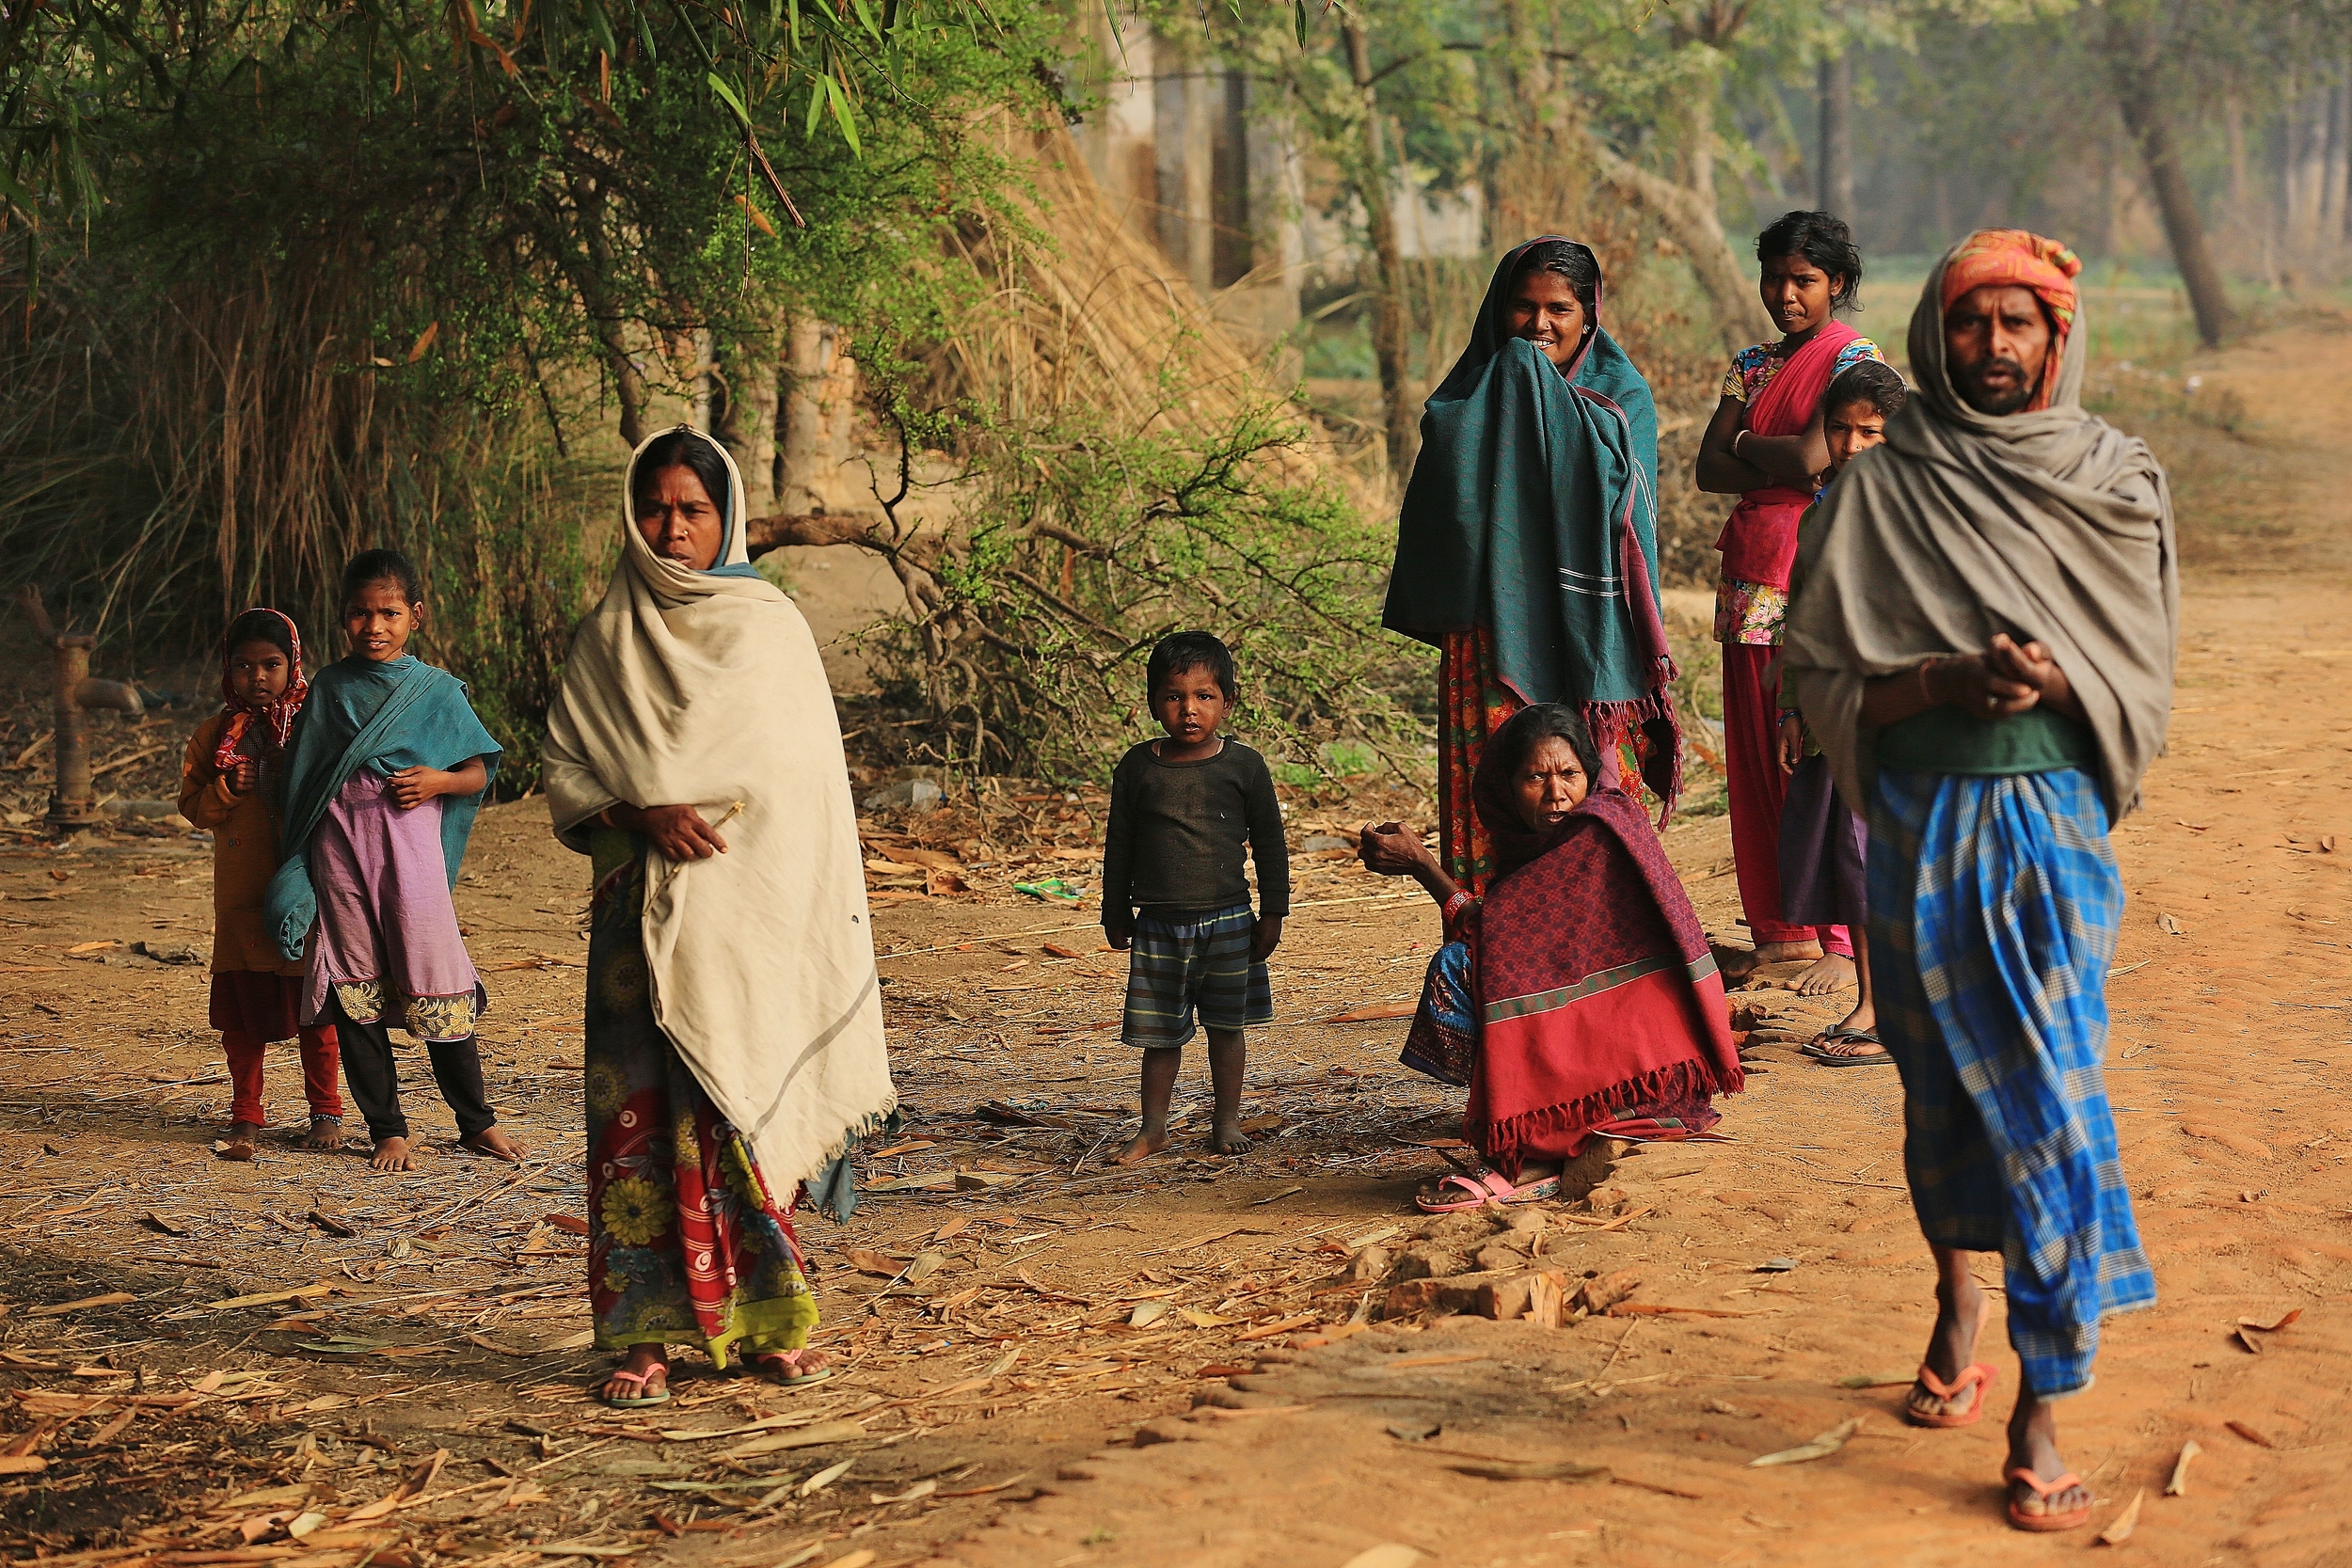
[1385,238,1679,895]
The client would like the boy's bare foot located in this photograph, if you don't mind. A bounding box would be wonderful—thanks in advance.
[1794,952,1857,996]
[1113,1130,1168,1166]
[304,1115,345,1151]
[1907,1267,1988,1422]
[461,1126,528,1163]
[370,1135,417,1172]
[1209,1118,1253,1155]
[215,1120,262,1161]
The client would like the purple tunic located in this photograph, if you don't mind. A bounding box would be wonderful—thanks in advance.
[300,771,485,1041]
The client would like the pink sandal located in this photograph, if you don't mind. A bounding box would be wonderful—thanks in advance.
[598,1363,671,1408]
[1414,1169,1562,1213]
[758,1348,834,1388]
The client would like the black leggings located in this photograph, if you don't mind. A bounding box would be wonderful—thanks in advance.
[331,998,497,1144]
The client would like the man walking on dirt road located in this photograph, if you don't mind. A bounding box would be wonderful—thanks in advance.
[1782,229,2177,1534]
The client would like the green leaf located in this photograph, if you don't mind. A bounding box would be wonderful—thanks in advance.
[1295,0,1309,49]
[706,71,752,129]
[823,71,862,157]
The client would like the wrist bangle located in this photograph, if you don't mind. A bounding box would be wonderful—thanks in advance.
[1440,890,1473,928]
[1731,429,1748,461]
[1915,658,1939,708]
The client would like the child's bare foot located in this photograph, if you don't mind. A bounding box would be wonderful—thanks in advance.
[1209,1118,1253,1155]
[215,1120,262,1161]
[1113,1129,1168,1166]
[461,1126,528,1163]
[370,1135,417,1172]
[1794,952,1857,996]
[304,1115,345,1151]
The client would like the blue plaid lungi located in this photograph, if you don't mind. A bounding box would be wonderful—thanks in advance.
[1867,765,2155,1400]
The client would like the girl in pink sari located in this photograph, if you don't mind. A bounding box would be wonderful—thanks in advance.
[1694,211,1883,994]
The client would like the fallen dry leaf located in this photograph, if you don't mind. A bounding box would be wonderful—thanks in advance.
[841,1249,901,1277]
[2096,1488,2144,1545]
[2165,1439,2201,1497]
[2224,1419,2273,1448]
[2241,1308,2304,1333]
[1338,1549,1423,1568]
[1442,1457,1610,1483]
[1748,1417,1864,1467]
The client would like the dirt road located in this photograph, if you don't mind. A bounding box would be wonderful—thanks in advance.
[3,322,2350,1568]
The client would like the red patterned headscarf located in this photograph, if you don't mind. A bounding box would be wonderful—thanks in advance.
[213,608,309,772]
[1939,229,2082,411]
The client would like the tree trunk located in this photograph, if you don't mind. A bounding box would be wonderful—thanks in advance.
[716,332,780,519]
[1342,16,1418,492]
[1816,53,1853,221]
[775,316,850,515]
[568,175,647,451]
[2112,66,2233,345]
[1579,129,1769,354]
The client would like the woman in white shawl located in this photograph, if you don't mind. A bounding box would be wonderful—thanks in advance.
[544,427,894,1407]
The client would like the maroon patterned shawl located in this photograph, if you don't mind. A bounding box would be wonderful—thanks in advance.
[1461,787,1743,1173]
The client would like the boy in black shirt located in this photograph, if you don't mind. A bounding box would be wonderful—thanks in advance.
[1103,633,1288,1164]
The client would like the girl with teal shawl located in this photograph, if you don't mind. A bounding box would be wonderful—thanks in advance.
[262,548,523,1172]
[1384,238,1680,894]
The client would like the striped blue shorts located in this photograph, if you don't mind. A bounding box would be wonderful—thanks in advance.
[1120,904,1274,1048]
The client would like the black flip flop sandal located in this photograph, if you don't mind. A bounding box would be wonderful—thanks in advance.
[1802,1026,1893,1067]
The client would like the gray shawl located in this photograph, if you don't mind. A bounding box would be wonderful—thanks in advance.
[1782,241,2177,821]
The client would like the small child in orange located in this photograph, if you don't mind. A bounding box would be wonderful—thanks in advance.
[177,609,344,1157]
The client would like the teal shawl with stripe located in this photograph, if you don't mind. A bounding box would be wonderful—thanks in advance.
[262,654,502,961]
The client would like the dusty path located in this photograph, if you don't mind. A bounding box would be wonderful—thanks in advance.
[1,321,2349,1568]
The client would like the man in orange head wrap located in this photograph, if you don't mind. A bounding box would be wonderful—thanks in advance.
[1938,230,2082,415]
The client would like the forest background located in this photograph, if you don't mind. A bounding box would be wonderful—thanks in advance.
[0,0,2342,798]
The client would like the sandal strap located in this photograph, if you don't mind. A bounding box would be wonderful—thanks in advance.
[1915,1361,1993,1400]
[2005,1467,2083,1499]
[606,1365,667,1390]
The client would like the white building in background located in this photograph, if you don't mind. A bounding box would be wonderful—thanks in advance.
[1070,16,1486,356]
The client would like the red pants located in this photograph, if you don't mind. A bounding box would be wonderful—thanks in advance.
[1722,642,1849,956]
[224,1026,343,1127]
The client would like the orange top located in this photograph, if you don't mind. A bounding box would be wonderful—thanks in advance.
[179,712,300,976]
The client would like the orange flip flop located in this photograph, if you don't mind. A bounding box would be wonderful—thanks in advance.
[1903,1361,1997,1428]
[2005,1466,2090,1532]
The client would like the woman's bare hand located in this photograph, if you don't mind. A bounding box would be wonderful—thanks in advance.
[1359,820,1434,879]
[228,756,262,795]
[638,804,728,861]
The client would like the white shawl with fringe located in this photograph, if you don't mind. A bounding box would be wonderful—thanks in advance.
[542,428,892,1195]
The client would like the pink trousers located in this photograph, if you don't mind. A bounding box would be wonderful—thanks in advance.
[1722,643,1849,956]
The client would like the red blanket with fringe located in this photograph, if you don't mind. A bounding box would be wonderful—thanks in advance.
[1464,788,1743,1173]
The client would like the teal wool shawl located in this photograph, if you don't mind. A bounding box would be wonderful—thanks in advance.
[262,655,503,961]
[1384,237,1681,811]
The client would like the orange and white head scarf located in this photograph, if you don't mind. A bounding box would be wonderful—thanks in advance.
[1938,229,2082,412]
[213,608,309,772]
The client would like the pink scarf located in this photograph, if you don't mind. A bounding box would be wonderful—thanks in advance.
[1713,321,1861,588]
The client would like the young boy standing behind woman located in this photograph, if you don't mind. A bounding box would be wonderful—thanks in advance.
[1103,633,1288,1164]
[179,609,345,1159]
[1779,359,1907,1064]
[265,549,526,1172]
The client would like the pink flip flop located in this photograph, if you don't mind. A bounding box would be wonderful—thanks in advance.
[757,1348,834,1388]
[1414,1169,1562,1213]
[598,1364,671,1408]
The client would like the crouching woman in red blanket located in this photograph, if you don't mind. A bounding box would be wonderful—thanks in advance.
[1360,704,1743,1212]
